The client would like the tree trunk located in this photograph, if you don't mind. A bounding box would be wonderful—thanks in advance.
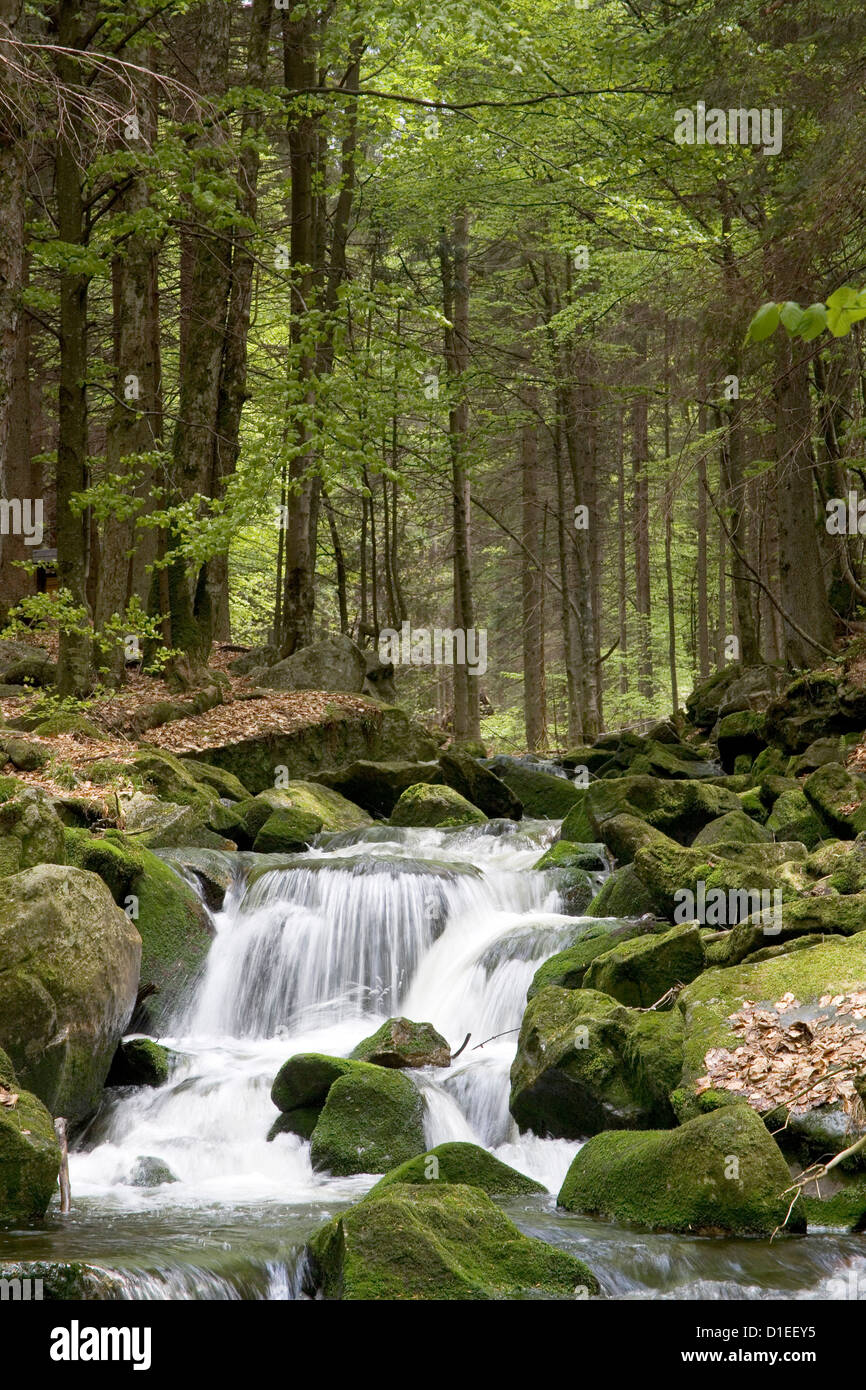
[520,386,546,750]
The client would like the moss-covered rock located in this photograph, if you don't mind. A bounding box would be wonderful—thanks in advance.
[527,921,660,1000]
[350,1017,451,1068]
[0,785,66,878]
[583,923,705,1008]
[306,1183,598,1300]
[270,1052,358,1113]
[0,865,141,1121]
[118,791,233,851]
[309,1064,427,1175]
[692,810,772,847]
[587,864,658,918]
[1,736,51,771]
[0,1260,122,1299]
[563,776,742,849]
[714,894,866,966]
[32,711,102,739]
[678,933,866,1097]
[765,788,825,849]
[437,751,522,820]
[558,1103,800,1235]
[632,837,805,921]
[177,757,251,802]
[252,807,323,853]
[715,711,768,772]
[390,782,486,828]
[65,829,212,1029]
[236,781,371,844]
[492,763,585,819]
[315,759,443,818]
[368,1141,546,1197]
[267,1108,320,1142]
[802,1178,866,1232]
[0,1049,61,1222]
[803,763,866,838]
[509,987,673,1137]
[106,1038,172,1089]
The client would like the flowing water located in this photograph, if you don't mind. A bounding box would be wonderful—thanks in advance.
[1,819,863,1299]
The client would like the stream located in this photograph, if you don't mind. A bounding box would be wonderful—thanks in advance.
[1,818,863,1299]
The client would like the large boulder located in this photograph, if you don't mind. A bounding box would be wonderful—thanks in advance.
[234,782,370,844]
[350,1017,451,1068]
[527,920,661,1000]
[715,711,769,772]
[0,1047,61,1221]
[195,701,439,795]
[0,783,66,878]
[306,1183,598,1300]
[389,783,486,828]
[316,760,444,818]
[509,987,682,1137]
[0,640,56,689]
[558,1104,799,1235]
[492,762,584,819]
[587,863,658,918]
[691,810,771,847]
[582,923,705,1008]
[249,634,366,693]
[765,788,824,849]
[65,830,213,1030]
[367,1142,545,1197]
[437,751,522,820]
[176,757,251,802]
[117,792,233,851]
[0,865,141,1120]
[631,836,806,922]
[310,1064,427,1175]
[560,776,742,848]
[252,808,323,854]
[271,1053,357,1114]
[803,763,866,838]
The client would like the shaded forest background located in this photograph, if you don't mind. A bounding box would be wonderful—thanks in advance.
[2,0,866,751]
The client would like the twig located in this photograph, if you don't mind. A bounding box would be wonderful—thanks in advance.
[450,1033,471,1061]
[472,1029,519,1051]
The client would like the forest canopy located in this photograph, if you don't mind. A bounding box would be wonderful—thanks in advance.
[2,0,866,749]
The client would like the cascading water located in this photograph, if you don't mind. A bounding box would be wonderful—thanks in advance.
[4,819,863,1300]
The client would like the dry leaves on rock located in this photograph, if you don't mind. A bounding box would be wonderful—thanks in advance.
[0,1086,19,1108]
[696,990,866,1116]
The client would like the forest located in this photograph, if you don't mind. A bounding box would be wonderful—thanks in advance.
[4,0,866,1325]
[2,0,865,746]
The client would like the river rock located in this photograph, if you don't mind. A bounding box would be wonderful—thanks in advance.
[350,1017,451,1068]
[0,865,141,1121]
[65,829,213,1030]
[309,1064,427,1175]
[106,1038,172,1088]
[582,923,705,1008]
[316,759,443,817]
[561,776,742,847]
[235,782,370,844]
[271,1053,357,1113]
[389,782,486,828]
[558,1103,799,1235]
[490,762,584,818]
[436,751,522,820]
[253,808,323,853]
[367,1141,545,1197]
[305,1183,598,1300]
[0,783,66,878]
[527,920,661,999]
[0,1048,61,1221]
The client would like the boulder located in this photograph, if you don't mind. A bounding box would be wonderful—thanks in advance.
[509,987,679,1137]
[316,760,444,818]
[177,757,251,802]
[310,1064,427,1175]
[235,782,370,844]
[187,701,439,795]
[306,1183,598,1300]
[803,762,866,837]
[492,762,584,819]
[582,923,705,1008]
[561,776,742,848]
[65,829,213,1029]
[632,836,806,922]
[587,864,658,918]
[0,1047,61,1221]
[127,1157,178,1188]
[271,1053,358,1113]
[526,920,661,999]
[437,751,522,820]
[791,737,850,777]
[118,792,233,851]
[0,784,66,878]
[558,1103,799,1235]
[691,810,772,847]
[252,808,323,854]
[390,783,486,828]
[765,788,825,849]
[0,865,141,1120]
[368,1142,545,1197]
[249,634,366,693]
[350,1017,451,1068]
[0,640,57,688]
[1,736,51,771]
[157,847,235,912]
[106,1038,172,1089]
[363,652,398,703]
[715,711,768,771]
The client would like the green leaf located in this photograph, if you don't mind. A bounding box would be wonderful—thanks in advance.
[745,301,780,344]
[779,301,803,333]
[796,303,828,341]
[826,287,866,337]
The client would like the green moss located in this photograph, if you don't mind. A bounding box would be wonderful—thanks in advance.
[106,1038,171,1088]
[494,764,585,819]
[0,1061,62,1221]
[583,923,705,1009]
[307,1183,599,1300]
[558,1103,800,1235]
[368,1141,546,1197]
[310,1064,427,1175]
[252,808,323,853]
[803,763,866,838]
[588,863,658,918]
[390,782,486,828]
[32,712,102,739]
[692,810,771,847]
[527,921,657,1000]
[350,1017,450,1068]
[64,828,212,1027]
[803,1179,866,1232]
[270,1053,359,1113]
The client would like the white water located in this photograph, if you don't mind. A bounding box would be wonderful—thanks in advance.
[72,820,586,1210]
